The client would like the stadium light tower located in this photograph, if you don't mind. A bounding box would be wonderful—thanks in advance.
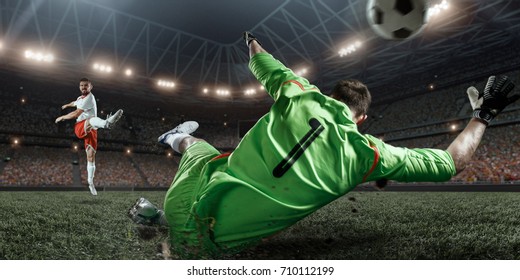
[157,79,175,89]
[338,41,362,57]
[93,62,113,73]
[244,88,257,96]
[427,0,450,19]
[24,49,54,63]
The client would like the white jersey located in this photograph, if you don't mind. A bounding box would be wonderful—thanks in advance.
[74,92,97,122]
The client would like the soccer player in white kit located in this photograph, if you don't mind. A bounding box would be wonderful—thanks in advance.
[55,78,123,195]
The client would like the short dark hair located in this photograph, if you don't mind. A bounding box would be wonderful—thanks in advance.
[329,79,371,118]
[79,77,91,83]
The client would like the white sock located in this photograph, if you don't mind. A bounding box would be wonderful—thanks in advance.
[89,117,107,129]
[166,133,189,153]
[87,161,96,184]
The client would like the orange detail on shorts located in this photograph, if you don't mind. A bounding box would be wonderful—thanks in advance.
[74,120,98,151]
[210,152,231,161]
[362,144,380,183]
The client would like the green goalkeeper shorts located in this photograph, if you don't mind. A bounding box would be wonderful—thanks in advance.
[163,141,220,255]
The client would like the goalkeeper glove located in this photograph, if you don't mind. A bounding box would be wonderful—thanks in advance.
[243,31,261,47]
[469,75,519,125]
[128,197,168,226]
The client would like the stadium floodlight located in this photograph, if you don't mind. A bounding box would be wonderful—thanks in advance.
[339,41,362,57]
[244,88,257,96]
[93,62,113,73]
[295,68,308,76]
[24,49,54,63]
[203,88,209,94]
[216,89,230,96]
[157,79,175,88]
[124,68,133,76]
[428,0,450,18]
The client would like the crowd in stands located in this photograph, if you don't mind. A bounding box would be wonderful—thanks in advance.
[131,153,180,187]
[0,146,73,186]
[364,68,520,135]
[77,151,146,188]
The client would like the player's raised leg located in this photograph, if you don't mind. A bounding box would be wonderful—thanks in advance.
[88,109,124,130]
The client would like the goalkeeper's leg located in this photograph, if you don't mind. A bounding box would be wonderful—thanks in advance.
[128,197,169,226]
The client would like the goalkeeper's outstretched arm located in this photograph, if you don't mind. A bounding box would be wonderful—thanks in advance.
[447,75,519,174]
[446,118,486,174]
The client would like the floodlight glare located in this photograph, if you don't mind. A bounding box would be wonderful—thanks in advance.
[24,49,54,63]
[428,0,450,18]
[93,62,113,73]
[244,88,257,96]
[157,79,175,88]
[296,68,308,76]
[125,68,133,76]
[216,88,230,96]
[339,40,363,57]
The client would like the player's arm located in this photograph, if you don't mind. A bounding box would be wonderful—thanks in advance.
[245,32,267,58]
[364,75,518,182]
[55,109,83,123]
[447,76,518,174]
[61,101,76,110]
[446,119,486,174]
[244,32,316,101]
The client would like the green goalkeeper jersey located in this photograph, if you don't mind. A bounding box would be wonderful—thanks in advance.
[185,53,456,253]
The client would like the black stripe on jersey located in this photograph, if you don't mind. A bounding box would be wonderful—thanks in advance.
[273,118,324,178]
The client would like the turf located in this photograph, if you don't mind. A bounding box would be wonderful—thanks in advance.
[1,190,520,260]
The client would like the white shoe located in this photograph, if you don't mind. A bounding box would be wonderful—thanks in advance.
[158,121,199,145]
[88,182,97,196]
[105,109,123,129]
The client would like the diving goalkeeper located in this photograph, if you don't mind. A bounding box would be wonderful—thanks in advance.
[129,32,519,257]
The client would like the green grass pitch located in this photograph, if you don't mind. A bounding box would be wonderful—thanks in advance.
[1,190,520,260]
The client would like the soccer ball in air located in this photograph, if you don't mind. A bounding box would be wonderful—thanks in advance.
[367,0,428,40]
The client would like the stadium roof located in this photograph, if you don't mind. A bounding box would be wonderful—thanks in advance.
[1,0,520,107]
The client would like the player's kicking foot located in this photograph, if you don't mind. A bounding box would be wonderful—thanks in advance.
[105,109,124,129]
[158,121,199,146]
[88,182,97,196]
